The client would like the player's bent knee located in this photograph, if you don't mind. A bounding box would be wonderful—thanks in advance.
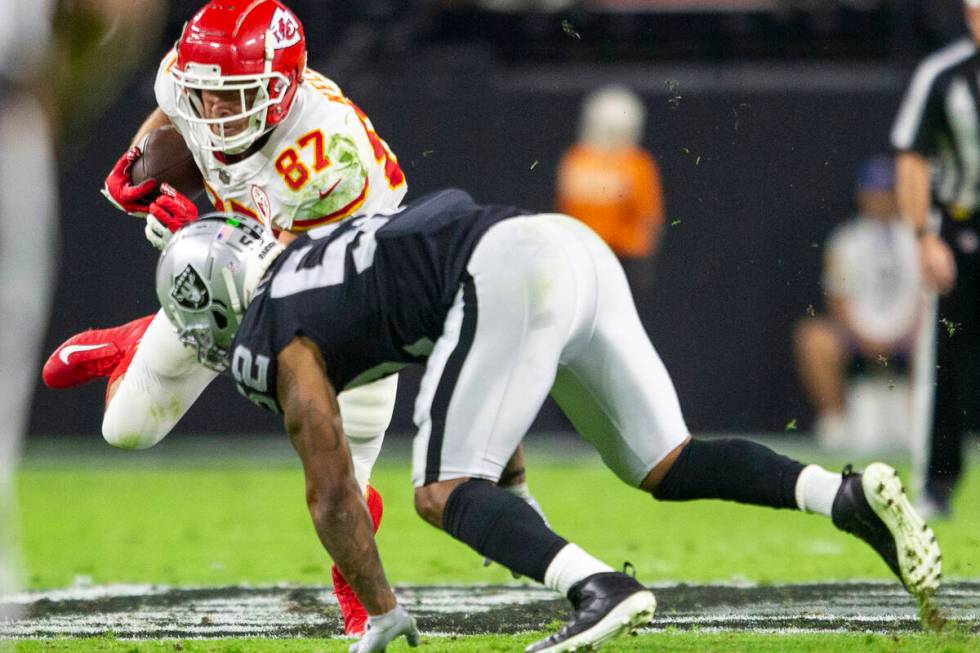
[413,486,443,527]
[101,420,163,451]
[99,328,216,452]
[414,478,470,528]
[101,393,168,451]
[639,438,690,494]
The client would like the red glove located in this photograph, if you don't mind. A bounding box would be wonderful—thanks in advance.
[101,146,157,216]
[145,184,199,250]
[149,184,199,231]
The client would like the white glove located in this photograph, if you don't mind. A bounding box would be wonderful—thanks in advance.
[144,213,173,251]
[349,604,420,653]
[483,482,550,576]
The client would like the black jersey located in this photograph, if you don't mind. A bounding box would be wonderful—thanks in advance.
[230,188,527,412]
[891,38,980,215]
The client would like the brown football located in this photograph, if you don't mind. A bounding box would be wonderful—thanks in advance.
[131,125,204,200]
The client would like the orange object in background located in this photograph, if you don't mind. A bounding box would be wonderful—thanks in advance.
[557,143,664,259]
[556,85,665,261]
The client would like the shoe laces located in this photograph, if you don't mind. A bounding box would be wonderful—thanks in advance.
[622,561,636,578]
[841,463,855,479]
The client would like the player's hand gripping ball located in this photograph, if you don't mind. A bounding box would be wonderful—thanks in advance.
[145,184,199,251]
[102,125,203,222]
[101,146,158,217]
[130,125,203,199]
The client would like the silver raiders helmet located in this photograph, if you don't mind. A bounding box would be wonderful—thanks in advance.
[155,213,282,372]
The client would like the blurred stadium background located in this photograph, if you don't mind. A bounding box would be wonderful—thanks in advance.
[30,0,980,439]
[5,1,980,651]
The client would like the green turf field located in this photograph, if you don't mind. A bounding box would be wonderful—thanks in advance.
[8,437,980,651]
[11,631,980,652]
[15,451,980,588]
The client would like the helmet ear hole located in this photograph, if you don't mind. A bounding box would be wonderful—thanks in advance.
[212,310,228,330]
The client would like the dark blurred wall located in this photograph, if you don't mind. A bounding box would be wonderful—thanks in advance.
[28,55,907,438]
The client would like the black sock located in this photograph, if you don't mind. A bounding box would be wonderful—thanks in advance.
[442,479,567,582]
[653,438,804,509]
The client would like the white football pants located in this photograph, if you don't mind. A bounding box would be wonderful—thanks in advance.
[412,213,690,487]
[102,310,396,491]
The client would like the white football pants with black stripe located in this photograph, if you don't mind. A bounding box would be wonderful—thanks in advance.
[102,312,397,493]
[412,213,690,487]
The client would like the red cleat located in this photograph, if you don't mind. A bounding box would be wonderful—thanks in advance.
[42,314,154,389]
[365,483,384,529]
[332,485,384,636]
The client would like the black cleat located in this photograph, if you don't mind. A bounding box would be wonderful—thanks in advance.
[832,463,942,600]
[525,572,656,653]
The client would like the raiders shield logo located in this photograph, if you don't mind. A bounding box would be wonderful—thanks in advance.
[172,264,210,310]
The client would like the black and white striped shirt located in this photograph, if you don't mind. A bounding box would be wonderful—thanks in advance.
[892,38,980,217]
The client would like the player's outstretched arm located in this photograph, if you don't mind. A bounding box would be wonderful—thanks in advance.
[277,336,401,617]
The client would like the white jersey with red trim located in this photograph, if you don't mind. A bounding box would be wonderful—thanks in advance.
[154,50,407,232]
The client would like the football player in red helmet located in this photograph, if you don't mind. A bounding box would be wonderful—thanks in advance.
[47,0,412,644]
[44,1,542,647]
[169,0,307,154]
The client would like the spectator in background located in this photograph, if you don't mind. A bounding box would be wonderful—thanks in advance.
[556,85,665,294]
[794,156,923,451]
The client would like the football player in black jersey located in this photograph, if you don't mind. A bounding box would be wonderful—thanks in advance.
[156,190,942,653]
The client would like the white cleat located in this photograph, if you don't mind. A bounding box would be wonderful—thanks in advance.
[832,462,942,600]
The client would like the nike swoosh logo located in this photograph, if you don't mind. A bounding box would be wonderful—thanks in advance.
[318,179,342,200]
[59,344,110,365]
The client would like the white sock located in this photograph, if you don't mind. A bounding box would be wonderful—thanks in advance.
[795,464,843,516]
[543,544,613,597]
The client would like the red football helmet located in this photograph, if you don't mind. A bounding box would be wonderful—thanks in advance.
[170,0,307,153]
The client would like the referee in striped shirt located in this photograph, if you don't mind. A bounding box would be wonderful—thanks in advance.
[891,0,980,519]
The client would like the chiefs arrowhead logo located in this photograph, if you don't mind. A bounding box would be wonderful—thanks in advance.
[250,185,271,223]
[268,8,301,50]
